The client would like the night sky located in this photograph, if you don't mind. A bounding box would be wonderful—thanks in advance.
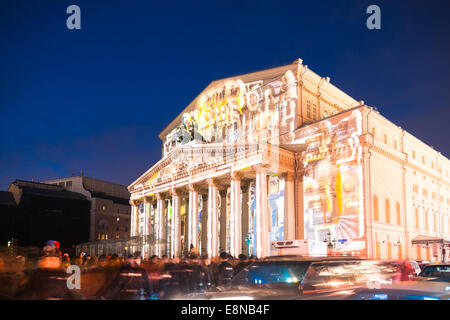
[1,0,449,190]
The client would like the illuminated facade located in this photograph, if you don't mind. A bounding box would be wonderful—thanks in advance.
[129,59,450,261]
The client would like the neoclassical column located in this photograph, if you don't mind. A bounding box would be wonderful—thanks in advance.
[206,179,219,257]
[282,172,296,240]
[143,197,150,237]
[230,172,242,257]
[187,184,200,252]
[171,188,181,258]
[241,183,249,255]
[219,189,227,253]
[156,193,166,256]
[254,165,270,258]
[129,200,137,237]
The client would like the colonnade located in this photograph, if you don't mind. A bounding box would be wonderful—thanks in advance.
[130,165,296,259]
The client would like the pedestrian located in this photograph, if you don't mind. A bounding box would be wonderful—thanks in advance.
[216,252,234,286]
[100,253,153,300]
[234,254,249,274]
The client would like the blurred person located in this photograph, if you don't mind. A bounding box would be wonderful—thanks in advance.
[15,243,84,300]
[61,253,71,269]
[53,241,62,258]
[216,252,234,286]
[98,255,108,268]
[234,254,249,274]
[395,261,417,281]
[100,254,153,300]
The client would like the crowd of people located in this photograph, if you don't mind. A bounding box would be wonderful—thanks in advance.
[0,241,255,300]
[0,240,422,300]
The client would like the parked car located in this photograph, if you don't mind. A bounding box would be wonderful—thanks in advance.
[417,260,431,271]
[180,256,399,300]
[416,264,450,282]
[296,281,450,300]
[407,260,421,275]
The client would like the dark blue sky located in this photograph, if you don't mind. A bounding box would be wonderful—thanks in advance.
[1,0,449,190]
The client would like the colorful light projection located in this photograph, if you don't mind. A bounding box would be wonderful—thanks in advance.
[268,175,285,243]
[164,69,298,154]
[288,110,365,253]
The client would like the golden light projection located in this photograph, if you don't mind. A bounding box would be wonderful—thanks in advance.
[163,69,298,154]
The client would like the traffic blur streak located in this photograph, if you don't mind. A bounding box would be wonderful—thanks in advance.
[296,281,450,300]
[179,256,449,300]
[0,250,246,300]
[0,251,448,300]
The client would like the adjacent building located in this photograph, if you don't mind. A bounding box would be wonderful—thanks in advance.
[42,175,131,242]
[128,59,450,261]
[0,175,131,256]
[4,180,91,250]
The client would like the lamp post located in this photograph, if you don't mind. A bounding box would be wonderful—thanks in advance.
[323,230,336,253]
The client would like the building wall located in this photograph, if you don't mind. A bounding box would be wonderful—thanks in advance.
[42,176,131,242]
[365,108,450,261]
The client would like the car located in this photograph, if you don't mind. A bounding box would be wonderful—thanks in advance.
[416,260,431,271]
[296,281,450,300]
[407,260,421,275]
[416,264,450,282]
[179,256,399,300]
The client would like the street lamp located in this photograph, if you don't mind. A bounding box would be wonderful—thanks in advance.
[323,230,336,249]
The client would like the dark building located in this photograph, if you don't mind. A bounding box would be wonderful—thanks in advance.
[2,180,91,251]
[0,191,18,246]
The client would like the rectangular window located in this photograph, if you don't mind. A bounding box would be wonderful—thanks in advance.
[426,247,431,261]
[425,211,429,230]
[306,100,311,119]
[417,246,421,260]
[413,185,418,193]
[387,242,392,260]
[376,241,381,260]
[396,202,401,225]
[312,103,317,120]
[415,208,420,229]
[373,195,379,221]
[384,134,387,144]
[398,244,403,260]
[385,199,391,223]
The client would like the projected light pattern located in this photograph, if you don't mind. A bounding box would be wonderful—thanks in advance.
[163,69,298,154]
[287,110,365,253]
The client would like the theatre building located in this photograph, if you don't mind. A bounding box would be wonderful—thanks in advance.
[128,59,450,261]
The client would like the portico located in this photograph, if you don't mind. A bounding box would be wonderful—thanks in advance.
[129,141,296,259]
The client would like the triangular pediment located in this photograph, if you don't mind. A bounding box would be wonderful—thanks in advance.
[158,62,300,141]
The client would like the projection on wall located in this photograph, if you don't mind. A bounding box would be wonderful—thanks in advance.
[283,109,365,253]
[163,69,298,155]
